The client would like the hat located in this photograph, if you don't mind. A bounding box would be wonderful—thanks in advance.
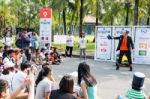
[4,61,15,69]
[132,72,145,90]
[0,53,3,58]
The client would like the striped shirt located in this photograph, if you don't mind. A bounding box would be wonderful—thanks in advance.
[127,89,146,99]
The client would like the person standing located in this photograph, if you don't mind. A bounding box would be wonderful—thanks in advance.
[65,31,74,57]
[21,29,31,49]
[31,31,39,49]
[109,30,134,71]
[79,32,87,60]
[3,30,13,48]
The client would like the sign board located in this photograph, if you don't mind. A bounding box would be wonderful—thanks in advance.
[40,8,52,48]
[95,27,112,60]
[134,27,150,64]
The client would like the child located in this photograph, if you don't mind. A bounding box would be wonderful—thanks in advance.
[127,72,146,99]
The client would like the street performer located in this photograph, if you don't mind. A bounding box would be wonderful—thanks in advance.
[108,30,134,71]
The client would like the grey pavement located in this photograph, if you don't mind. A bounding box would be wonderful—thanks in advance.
[51,57,150,99]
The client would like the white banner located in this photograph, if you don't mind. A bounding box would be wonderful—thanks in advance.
[40,8,52,48]
[95,27,112,60]
[113,27,132,60]
[54,35,67,44]
[134,27,150,64]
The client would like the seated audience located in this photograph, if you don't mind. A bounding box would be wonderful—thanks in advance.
[2,46,10,59]
[35,66,55,99]
[32,49,43,65]
[3,49,15,64]
[77,62,97,99]
[126,72,146,99]
[11,62,31,93]
[0,75,34,99]
[0,62,15,87]
[50,75,76,99]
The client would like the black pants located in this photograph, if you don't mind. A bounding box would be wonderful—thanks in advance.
[118,50,132,65]
[65,46,73,57]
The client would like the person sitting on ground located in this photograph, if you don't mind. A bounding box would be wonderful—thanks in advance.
[50,53,60,65]
[126,72,146,99]
[45,43,52,54]
[40,48,46,60]
[35,66,55,99]
[50,75,76,99]
[44,53,52,65]
[3,46,10,59]
[32,49,43,65]
[53,47,62,63]
[11,62,31,93]
[3,49,15,64]
[21,49,32,64]
[0,75,34,99]
[77,62,97,99]
[0,62,15,88]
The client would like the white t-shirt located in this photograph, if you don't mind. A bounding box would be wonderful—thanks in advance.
[11,71,27,93]
[0,72,15,88]
[79,37,87,49]
[3,57,14,64]
[3,37,13,46]
[66,35,74,47]
[35,77,53,99]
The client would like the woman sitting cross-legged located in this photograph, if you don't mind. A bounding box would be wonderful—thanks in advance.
[50,75,76,99]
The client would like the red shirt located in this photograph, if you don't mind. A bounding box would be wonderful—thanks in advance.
[120,36,128,51]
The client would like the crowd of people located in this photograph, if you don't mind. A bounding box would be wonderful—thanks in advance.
[0,27,149,99]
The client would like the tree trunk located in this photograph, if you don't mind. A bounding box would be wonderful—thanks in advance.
[134,0,139,25]
[111,17,113,26]
[147,17,150,25]
[79,0,84,37]
[63,9,67,35]
[125,3,130,25]
[96,0,99,26]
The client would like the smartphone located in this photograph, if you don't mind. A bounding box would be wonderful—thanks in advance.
[27,70,30,75]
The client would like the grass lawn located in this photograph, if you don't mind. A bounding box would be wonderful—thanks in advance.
[52,35,95,53]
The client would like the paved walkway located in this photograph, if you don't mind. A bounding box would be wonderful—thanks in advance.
[51,57,150,99]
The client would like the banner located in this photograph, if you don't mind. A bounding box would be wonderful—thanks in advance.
[113,27,132,61]
[40,8,52,48]
[95,27,112,60]
[134,27,150,64]
[54,35,67,44]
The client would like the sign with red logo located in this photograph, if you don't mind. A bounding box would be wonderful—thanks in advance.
[40,8,51,18]
[40,8,52,48]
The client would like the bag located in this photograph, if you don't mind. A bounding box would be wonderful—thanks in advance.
[15,39,23,48]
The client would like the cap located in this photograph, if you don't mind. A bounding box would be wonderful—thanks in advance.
[4,61,15,69]
[132,72,145,90]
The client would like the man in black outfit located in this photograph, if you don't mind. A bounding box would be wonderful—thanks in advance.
[112,30,134,71]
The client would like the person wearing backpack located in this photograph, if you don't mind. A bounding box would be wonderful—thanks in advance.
[21,29,31,49]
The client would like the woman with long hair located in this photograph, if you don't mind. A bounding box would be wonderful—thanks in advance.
[35,66,55,99]
[50,75,76,99]
[78,62,97,99]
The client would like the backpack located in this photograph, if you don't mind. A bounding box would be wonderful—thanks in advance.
[15,39,23,48]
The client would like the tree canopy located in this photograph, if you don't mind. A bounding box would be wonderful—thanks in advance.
[0,0,150,34]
